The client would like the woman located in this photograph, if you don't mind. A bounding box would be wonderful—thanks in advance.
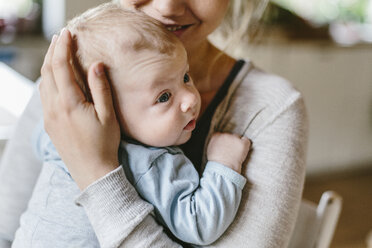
[0,0,308,247]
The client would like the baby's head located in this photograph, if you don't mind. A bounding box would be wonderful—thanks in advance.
[67,3,201,147]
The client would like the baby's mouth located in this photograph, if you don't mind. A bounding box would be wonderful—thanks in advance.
[184,119,196,131]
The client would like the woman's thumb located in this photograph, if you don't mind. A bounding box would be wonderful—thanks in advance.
[87,62,116,122]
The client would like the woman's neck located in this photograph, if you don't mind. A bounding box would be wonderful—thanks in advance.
[187,40,236,115]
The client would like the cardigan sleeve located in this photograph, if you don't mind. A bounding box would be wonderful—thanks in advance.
[75,167,182,248]
[0,89,43,246]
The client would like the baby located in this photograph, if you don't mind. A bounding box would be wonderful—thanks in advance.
[13,3,250,247]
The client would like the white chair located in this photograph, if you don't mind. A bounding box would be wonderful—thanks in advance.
[288,191,342,248]
[0,62,35,140]
[0,62,35,160]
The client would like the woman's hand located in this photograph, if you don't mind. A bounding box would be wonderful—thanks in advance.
[39,29,120,190]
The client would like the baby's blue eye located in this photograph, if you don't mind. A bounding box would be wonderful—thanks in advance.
[157,92,171,103]
[184,73,190,83]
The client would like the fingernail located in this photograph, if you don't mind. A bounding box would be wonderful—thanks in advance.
[60,27,66,36]
[56,28,65,42]
[51,35,58,43]
[94,63,104,76]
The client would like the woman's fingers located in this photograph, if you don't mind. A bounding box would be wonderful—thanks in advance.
[40,34,58,103]
[87,62,117,123]
[52,28,85,107]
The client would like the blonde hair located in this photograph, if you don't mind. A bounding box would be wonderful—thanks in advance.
[210,0,269,52]
[67,2,178,91]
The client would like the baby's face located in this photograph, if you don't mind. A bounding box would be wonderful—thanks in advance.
[111,43,201,147]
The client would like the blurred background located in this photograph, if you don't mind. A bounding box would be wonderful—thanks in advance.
[0,0,371,247]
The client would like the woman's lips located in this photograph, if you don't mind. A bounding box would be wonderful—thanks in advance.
[184,119,196,131]
[166,25,192,37]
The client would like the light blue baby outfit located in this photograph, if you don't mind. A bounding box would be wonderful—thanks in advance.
[12,121,246,247]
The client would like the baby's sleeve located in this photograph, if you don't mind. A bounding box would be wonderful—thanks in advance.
[30,119,45,160]
[123,143,246,245]
[30,120,67,173]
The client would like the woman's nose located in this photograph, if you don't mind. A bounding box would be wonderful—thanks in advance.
[180,90,197,113]
[153,0,186,18]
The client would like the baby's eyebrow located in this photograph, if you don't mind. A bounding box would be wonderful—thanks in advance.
[147,78,171,91]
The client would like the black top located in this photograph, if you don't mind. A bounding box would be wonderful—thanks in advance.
[180,60,245,173]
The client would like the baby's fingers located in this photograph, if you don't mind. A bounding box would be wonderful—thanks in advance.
[240,136,251,161]
[241,136,252,150]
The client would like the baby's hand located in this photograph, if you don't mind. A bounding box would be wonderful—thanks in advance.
[207,133,251,174]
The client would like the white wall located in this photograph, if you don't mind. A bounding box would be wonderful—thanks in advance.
[230,40,372,175]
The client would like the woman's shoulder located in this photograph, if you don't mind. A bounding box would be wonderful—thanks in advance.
[213,60,307,137]
[234,61,302,107]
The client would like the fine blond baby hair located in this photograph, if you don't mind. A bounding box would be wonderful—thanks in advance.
[66,2,179,88]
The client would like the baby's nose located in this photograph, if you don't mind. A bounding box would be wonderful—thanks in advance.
[180,91,197,113]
